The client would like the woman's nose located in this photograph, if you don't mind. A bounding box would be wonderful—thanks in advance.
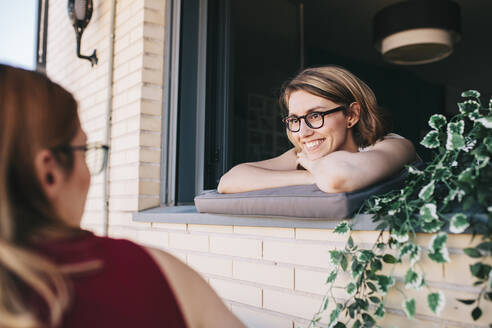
[297,119,314,137]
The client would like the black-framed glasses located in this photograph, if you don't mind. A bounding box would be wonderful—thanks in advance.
[283,106,346,132]
[53,143,109,176]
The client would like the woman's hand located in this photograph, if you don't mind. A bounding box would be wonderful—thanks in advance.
[295,150,314,172]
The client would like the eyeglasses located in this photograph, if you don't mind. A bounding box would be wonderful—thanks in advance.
[52,143,109,176]
[283,106,346,132]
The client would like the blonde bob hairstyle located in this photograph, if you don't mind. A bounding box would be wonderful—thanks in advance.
[0,65,85,327]
[280,65,391,150]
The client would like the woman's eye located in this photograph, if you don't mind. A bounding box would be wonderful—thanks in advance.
[309,113,320,119]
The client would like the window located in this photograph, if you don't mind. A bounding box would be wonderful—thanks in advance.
[163,0,492,206]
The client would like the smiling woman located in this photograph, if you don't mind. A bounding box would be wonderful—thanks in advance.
[217,66,416,194]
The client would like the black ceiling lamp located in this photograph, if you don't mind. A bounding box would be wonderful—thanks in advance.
[68,0,98,66]
[373,0,461,65]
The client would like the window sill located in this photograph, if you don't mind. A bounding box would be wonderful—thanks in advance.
[133,206,379,230]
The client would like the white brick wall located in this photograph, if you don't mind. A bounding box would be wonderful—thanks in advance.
[130,223,491,327]
[46,0,166,234]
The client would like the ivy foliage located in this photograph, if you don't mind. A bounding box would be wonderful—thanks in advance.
[308,91,492,327]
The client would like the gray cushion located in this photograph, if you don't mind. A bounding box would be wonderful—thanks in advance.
[194,161,422,219]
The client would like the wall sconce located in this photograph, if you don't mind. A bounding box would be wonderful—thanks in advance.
[373,0,461,65]
[68,0,98,66]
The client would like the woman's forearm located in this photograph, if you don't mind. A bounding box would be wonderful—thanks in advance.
[217,164,315,193]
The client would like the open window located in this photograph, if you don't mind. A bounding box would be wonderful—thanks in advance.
[164,0,492,205]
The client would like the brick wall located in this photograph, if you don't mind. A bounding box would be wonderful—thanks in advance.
[46,0,165,234]
[125,223,490,328]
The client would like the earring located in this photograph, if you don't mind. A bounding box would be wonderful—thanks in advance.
[47,173,54,184]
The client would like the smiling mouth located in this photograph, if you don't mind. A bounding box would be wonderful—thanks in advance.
[304,138,325,152]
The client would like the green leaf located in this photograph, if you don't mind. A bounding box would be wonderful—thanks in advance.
[470,263,492,279]
[390,229,409,243]
[351,259,364,278]
[428,249,450,263]
[458,99,480,114]
[374,303,385,318]
[429,232,448,251]
[432,165,452,181]
[419,182,435,201]
[358,250,374,263]
[472,307,482,321]
[346,282,356,295]
[326,270,338,284]
[383,254,397,264]
[404,268,423,289]
[450,213,469,233]
[476,115,492,129]
[428,291,445,315]
[369,296,380,303]
[477,242,492,253]
[463,248,482,258]
[370,259,382,272]
[361,313,375,327]
[419,180,435,201]
[403,298,416,319]
[329,250,343,266]
[457,299,475,305]
[461,90,481,98]
[399,243,421,267]
[333,322,346,328]
[353,320,361,328]
[448,120,465,134]
[347,236,354,249]
[376,275,395,294]
[367,282,377,292]
[421,130,440,148]
[446,133,466,151]
[334,221,350,235]
[429,114,447,129]
[329,306,341,326]
[421,219,444,233]
[341,254,348,271]
[458,167,475,184]
[428,232,450,263]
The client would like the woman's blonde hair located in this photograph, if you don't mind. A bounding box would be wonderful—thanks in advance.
[0,65,81,327]
[280,65,391,149]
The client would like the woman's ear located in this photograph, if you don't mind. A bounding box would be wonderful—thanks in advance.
[346,102,361,128]
[34,150,64,201]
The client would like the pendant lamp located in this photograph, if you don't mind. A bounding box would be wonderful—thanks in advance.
[373,0,461,65]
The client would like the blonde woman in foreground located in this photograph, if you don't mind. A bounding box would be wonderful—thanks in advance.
[0,64,245,328]
[219,66,416,194]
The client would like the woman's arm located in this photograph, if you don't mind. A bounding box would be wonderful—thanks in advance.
[217,148,315,193]
[145,247,246,328]
[298,137,416,193]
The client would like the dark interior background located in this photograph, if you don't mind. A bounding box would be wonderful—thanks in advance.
[204,0,492,189]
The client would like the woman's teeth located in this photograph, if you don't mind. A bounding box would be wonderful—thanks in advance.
[305,139,324,150]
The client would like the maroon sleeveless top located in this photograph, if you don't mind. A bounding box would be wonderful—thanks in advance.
[33,231,187,328]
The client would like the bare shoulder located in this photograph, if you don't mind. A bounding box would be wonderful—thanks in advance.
[144,247,246,328]
[370,135,415,161]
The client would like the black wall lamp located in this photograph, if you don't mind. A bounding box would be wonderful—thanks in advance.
[373,0,461,65]
[68,0,98,66]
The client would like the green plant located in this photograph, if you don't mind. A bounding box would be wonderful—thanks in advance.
[309,91,492,327]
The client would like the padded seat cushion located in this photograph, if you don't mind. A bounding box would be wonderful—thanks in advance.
[194,161,422,219]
